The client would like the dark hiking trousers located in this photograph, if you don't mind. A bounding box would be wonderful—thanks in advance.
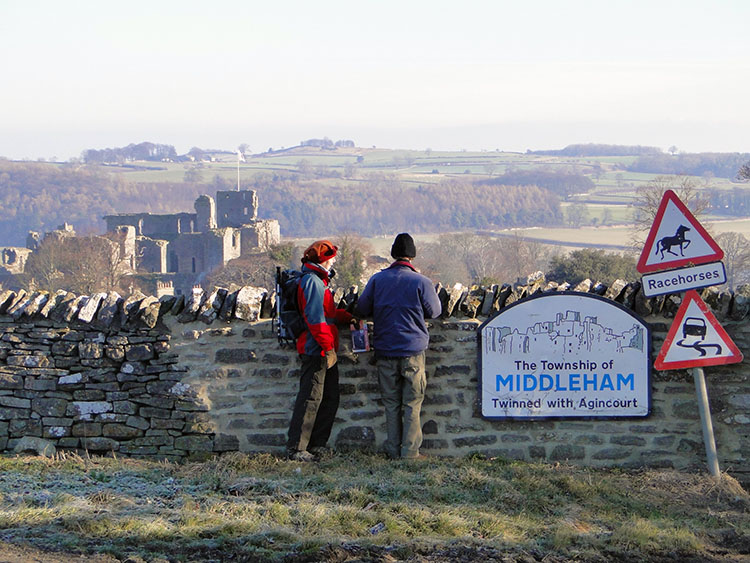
[287,354,339,452]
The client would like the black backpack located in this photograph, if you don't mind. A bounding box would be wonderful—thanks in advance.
[275,266,307,346]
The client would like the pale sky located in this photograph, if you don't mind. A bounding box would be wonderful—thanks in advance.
[2,0,749,160]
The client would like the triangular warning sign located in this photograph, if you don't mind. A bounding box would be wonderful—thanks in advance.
[637,190,723,273]
[655,290,743,370]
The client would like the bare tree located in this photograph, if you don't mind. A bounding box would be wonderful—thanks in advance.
[630,175,709,248]
[503,234,555,283]
[23,235,132,294]
[738,162,750,181]
[205,254,275,291]
[417,236,471,285]
[21,238,65,292]
[296,159,313,179]
[716,232,750,289]
[417,233,555,286]
[332,233,373,291]
[566,203,589,227]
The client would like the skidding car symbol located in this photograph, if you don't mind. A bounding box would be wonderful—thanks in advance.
[677,317,722,357]
[682,317,706,340]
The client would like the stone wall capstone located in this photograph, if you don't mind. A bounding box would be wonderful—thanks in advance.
[0,278,748,484]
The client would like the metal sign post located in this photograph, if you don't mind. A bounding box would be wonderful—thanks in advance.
[692,367,720,479]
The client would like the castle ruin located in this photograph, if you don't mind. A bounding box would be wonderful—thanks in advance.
[0,190,279,296]
[103,189,280,294]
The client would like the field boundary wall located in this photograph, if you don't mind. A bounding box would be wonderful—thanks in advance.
[0,279,747,483]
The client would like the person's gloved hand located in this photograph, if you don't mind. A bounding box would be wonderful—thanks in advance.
[325,349,338,369]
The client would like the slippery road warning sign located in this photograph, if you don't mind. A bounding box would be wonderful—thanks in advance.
[654,290,743,370]
[637,190,724,274]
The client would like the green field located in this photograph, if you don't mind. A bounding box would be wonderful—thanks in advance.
[116,145,747,194]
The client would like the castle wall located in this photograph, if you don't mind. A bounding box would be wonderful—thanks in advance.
[202,229,240,273]
[216,190,258,228]
[0,247,32,275]
[171,233,205,275]
[168,230,240,277]
[240,220,281,253]
[109,226,137,272]
[104,214,197,240]
[194,195,217,231]
[136,238,168,274]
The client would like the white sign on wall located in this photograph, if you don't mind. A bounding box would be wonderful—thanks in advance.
[478,292,651,418]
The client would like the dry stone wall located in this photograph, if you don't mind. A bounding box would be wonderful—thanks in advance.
[0,279,748,484]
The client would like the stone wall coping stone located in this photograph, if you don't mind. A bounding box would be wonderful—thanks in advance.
[4,275,749,330]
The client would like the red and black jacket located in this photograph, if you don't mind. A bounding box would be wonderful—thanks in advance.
[296,262,352,357]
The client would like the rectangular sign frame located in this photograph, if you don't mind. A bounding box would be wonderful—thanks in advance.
[640,261,726,297]
[478,291,652,420]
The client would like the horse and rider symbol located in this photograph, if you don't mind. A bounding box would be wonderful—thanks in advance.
[676,316,722,357]
[655,224,691,260]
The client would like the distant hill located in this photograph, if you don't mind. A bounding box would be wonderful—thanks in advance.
[82,142,177,164]
[0,161,203,246]
[529,144,662,157]
[627,152,750,179]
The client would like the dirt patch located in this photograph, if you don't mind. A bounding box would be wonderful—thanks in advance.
[0,541,119,563]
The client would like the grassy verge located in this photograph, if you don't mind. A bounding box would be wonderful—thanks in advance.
[0,452,747,562]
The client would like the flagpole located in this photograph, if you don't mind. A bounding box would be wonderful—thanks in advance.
[237,151,240,191]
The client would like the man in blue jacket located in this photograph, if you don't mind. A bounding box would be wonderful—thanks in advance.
[355,233,442,459]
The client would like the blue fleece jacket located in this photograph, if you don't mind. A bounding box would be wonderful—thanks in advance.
[355,261,442,357]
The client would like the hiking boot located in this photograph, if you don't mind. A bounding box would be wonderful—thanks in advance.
[308,446,334,459]
[288,449,315,462]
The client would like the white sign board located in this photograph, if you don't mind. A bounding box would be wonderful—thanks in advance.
[479,292,651,418]
[641,262,727,298]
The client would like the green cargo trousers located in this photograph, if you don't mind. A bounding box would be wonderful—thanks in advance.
[376,352,426,459]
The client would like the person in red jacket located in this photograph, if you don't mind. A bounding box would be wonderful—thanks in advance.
[287,240,353,462]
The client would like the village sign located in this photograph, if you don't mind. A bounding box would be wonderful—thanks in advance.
[478,292,651,419]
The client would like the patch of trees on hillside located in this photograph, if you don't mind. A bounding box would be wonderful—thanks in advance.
[530,144,662,157]
[0,161,564,246]
[0,162,202,246]
[82,142,177,164]
[300,138,355,149]
[479,168,595,198]
[707,188,750,216]
[547,249,638,285]
[251,174,563,237]
[627,153,750,179]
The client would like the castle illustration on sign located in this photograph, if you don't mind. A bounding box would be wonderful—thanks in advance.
[483,309,645,358]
